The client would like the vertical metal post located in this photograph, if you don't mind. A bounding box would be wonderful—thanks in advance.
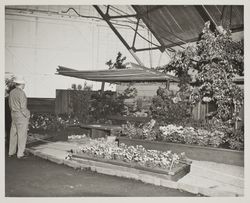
[220,5,225,24]
[132,5,166,53]
[229,6,232,27]
[166,80,170,90]
[93,5,145,66]
[106,5,110,15]
[101,82,105,92]
[132,18,140,48]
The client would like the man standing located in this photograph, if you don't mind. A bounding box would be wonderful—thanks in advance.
[8,76,30,159]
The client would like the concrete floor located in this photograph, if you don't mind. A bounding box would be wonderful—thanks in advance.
[5,133,244,197]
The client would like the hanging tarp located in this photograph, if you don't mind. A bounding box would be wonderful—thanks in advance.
[56,63,179,83]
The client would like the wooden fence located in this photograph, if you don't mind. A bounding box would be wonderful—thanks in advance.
[55,89,102,115]
[27,98,55,113]
[55,90,73,114]
[192,102,209,121]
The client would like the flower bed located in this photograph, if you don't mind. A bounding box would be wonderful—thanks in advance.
[118,137,244,166]
[120,121,244,165]
[67,138,190,175]
[29,113,80,132]
[121,121,244,150]
[159,124,225,147]
[28,113,84,142]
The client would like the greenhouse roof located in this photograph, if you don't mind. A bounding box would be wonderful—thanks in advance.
[94,5,243,54]
[132,5,243,49]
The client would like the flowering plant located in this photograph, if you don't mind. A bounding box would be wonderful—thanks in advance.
[70,138,186,170]
[29,113,80,131]
[123,121,242,150]
[159,124,225,147]
[68,134,86,140]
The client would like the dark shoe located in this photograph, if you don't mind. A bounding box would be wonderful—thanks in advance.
[8,154,15,158]
[17,155,29,159]
[24,151,30,156]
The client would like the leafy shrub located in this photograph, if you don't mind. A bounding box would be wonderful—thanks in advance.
[90,91,125,123]
[150,87,192,125]
[121,119,159,141]
[225,126,244,150]
[70,89,92,123]
[121,122,142,139]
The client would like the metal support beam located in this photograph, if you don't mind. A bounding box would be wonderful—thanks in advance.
[194,5,217,31]
[109,14,137,19]
[93,5,145,66]
[132,5,165,53]
[128,49,145,66]
[135,46,163,52]
[132,18,140,48]
[106,5,110,15]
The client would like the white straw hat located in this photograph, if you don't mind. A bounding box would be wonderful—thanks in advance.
[13,76,25,84]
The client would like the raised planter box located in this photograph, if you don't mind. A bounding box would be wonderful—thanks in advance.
[71,153,191,181]
[118,137,244,166]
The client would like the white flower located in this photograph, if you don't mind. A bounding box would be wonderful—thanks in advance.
[202,97,212,102]
[172,97,179,103]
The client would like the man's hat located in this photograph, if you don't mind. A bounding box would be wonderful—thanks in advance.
[13,76,25,84]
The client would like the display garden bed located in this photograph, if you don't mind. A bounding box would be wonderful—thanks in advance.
[118,137,244,166]
[67,138,191,181]
[70,153,191,181]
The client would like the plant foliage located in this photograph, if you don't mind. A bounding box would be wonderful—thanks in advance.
[162,22,244,126]
[150,87,192,125]
[106,52,127,69]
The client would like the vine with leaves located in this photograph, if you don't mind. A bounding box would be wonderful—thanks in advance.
[161,22,244,131]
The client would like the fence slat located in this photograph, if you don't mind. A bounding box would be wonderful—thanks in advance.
[27,98,55,113]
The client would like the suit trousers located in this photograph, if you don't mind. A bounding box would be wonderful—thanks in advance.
[9,112,29,158]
